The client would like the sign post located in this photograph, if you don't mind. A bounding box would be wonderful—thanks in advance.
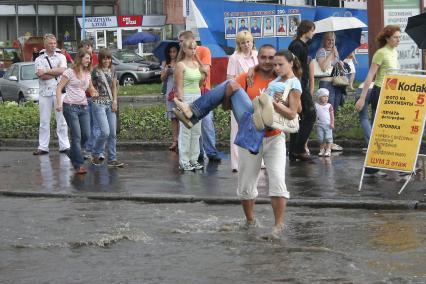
[359,71,426,194]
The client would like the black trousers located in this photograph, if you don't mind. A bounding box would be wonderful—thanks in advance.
[289,108,316,155]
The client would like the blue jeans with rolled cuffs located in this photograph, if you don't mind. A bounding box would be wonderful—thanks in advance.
[191,80,253,125]
[62,103,90,169]
[92,102,117,161]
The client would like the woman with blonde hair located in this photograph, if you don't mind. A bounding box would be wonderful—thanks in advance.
[173,39,206,171]
[227,30,258,172]
[55,48,99,174]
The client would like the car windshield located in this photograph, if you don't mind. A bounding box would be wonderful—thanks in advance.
[113,51,145,63]
[21,64,38,80]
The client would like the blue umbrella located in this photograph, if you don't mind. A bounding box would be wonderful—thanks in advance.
[122,32,160,45]
[153,40,179,63]
[309,28,363,61]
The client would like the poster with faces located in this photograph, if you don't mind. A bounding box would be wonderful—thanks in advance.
[288,15,301,37]
[275,16,287,37]
[249,17,262,38]
[225,18,236,39]
[262,16,274,37]
[237,17,249,33]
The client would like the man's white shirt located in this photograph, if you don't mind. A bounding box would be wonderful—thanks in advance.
[35,50,67,97]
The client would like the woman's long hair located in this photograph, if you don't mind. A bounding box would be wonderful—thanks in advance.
[97,48,112,70]
[165,43,180,65]
[275,49,303,79]
[73,47,92,74]
[176,39,206,77]
[376,25,401,48]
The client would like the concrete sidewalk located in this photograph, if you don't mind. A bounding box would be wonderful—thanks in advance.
[0,148,425,209]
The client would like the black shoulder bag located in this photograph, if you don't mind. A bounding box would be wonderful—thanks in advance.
[45,56,66,93]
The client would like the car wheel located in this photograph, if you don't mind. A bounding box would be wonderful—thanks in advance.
[17,93,25,105]
[121,74,136,86]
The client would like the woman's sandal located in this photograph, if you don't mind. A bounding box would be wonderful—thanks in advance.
[169,141,178,152]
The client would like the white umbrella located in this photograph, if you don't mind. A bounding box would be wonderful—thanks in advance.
[314,16,367,33]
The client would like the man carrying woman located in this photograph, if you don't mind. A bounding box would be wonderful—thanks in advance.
[174,45,302,238]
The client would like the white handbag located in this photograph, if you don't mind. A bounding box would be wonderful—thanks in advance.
[312,58,333,78]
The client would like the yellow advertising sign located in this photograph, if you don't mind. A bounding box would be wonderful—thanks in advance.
[366,74,426,172]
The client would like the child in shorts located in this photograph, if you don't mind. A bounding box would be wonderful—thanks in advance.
[315,88,334,157]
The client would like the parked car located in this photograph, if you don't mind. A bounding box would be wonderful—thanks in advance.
[0,47,22,77]
[112,50,161,86]
[0,62,39,103]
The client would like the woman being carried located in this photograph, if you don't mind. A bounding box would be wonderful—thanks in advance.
[174,46,302,238]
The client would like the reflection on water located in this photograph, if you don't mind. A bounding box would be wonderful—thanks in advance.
[38,154,72,191]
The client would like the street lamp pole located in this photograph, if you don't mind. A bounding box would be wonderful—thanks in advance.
[81,0,86,39]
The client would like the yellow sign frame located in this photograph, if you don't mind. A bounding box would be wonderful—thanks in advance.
[359,73,426,193]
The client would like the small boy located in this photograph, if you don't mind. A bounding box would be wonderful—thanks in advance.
[315,88,334,157]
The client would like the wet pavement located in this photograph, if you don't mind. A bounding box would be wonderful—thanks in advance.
[0,149,425,204]
[1,197,425,283]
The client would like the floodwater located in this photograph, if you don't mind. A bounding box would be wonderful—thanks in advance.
[1,197,425,283]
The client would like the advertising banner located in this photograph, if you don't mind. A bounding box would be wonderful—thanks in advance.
[384,0,421,70]
[77,16,117,29]
[365,74,426,172]
[118,16,142,27]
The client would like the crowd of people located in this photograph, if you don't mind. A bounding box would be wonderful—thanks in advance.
[30,22,402,238]
[33,34,123,174]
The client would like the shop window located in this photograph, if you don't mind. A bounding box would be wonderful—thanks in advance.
[0,5,15,15]
[58,16,76,50]
[57,5,74,15]
[141,29,161,54]
[18,5,36,15]
[18,17,37,38]
[93,6,114,15]
[0,17,17,43]
[38,5,55,15]
[38,16,56,38]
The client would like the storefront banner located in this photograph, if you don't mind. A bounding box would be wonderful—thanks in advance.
[366,75,426,172]
[77,16,117,29]
[118,15,142,27]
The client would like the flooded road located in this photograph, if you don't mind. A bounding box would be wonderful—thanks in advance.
[1,197,425,283]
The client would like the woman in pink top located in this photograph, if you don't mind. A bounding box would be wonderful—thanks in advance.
[55,48,98,174]
[226,31,258,172]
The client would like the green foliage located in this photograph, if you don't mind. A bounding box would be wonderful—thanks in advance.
[1,100,423,142]
[119,83,162,96]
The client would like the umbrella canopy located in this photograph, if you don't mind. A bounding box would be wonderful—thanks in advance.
[309,16,367,61]
[122,32,160,45]
[309,28,363,61]
[153,40,180,63]
[314,16,367,33]
[405,12,426,49]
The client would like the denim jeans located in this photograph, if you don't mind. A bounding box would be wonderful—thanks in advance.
[92,102,117,161]
[319,80,343,114]
[85,97,101,153]
[199,111,219,157]
[191,80,252,124]
[62,103,90,169]
[356,85,381,174]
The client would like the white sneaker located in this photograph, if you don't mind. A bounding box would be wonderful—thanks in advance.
[318,148,325,156]
[190,161,204,170]
[179,162,195,171]
[324,149,331,157]
[331,143,343,151]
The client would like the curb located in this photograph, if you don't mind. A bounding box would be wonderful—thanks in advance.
[118,95,163,103]
[0,191,423,210]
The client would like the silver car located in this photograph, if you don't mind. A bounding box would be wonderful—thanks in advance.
[112,50,162,86]
[0,62,39,103]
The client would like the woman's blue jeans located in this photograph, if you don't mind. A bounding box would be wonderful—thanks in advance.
[92,102,117,161]
[190,80,253,124]
[62,103,90,169]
